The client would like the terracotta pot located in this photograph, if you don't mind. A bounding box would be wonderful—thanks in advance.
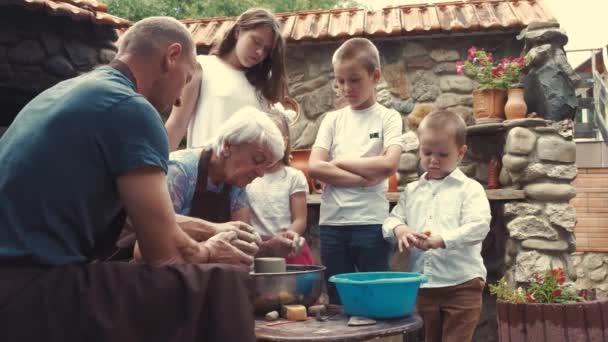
[290,149,322,194]
[504,87,527,120]
[496,299,608,341]
[472,89,506,123]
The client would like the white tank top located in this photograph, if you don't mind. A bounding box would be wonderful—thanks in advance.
[186,55,263,148]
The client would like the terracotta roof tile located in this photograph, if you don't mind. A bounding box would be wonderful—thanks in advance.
[182,0,556,48]
[3,0,130,28]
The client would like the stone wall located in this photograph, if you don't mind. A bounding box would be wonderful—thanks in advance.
[0,6,118,125]
[499,122,578,285]
[285,35,523,152]
[572,252,608,299]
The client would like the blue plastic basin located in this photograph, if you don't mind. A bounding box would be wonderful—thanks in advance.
[329,272,428,319]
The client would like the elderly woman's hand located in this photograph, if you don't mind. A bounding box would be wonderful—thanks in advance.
[214,221,262,245]
[202,231,254,269]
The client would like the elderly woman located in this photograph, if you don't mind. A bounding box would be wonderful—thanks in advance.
[154,106,302,259]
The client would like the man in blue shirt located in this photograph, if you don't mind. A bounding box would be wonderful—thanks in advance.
[0,17,258,342]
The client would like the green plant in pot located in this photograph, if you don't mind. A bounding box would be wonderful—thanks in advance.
[455,47,528,123]
[489,267,607,341]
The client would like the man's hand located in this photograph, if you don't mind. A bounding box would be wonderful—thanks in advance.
[393,225,429,252]
[203,231,254,270]
[231,239,260,256]
[214,221,262,245]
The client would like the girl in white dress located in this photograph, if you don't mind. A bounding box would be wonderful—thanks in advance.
[165,8,288,151]
[246,112,315,265]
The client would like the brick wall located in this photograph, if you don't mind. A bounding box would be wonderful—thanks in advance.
[571,168,608,251]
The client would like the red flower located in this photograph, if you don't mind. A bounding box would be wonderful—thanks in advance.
[455,61,465,75]
[491,65,505,77]
[512,56,525,68]
[526,293,536,303]
[553,268,566,285]
[467,46,477,61]
[552,288,562,298]
[501,57,511,66]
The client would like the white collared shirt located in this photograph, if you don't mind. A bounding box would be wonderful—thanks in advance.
[382,168,491,288]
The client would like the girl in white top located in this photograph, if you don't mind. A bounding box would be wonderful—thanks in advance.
[165,8,288,151]
[246,112,315,265]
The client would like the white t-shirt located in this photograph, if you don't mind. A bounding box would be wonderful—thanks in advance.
[187,55,263,148]
[313,103,403,226]
[246,166,308,236]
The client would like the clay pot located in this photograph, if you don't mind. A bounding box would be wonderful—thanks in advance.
[290,149,321,194]
[504,87,528,120]
[254,257,286,273]
[472,89,507,123]
[487,156,501,190]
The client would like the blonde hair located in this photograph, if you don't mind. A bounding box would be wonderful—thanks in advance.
[332,37,381,73]
[418,110,467,147]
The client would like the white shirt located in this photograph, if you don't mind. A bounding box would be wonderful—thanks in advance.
[187,55,263,148]
[313,103,403,226]
[382,168,491,288]
[246,166,308,236]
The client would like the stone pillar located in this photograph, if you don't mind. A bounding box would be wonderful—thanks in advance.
[500,121,578,286]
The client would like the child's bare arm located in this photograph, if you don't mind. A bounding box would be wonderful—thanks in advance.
[332,144,402,180]
[287,191,307,235]
[165,64,202,151]
[308,147,371,187]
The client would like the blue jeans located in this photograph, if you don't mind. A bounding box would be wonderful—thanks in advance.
[320,224,390,304]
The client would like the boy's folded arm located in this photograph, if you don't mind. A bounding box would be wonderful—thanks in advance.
[333,144,402,179]
[308,147,366,187]
[441,184,492,249]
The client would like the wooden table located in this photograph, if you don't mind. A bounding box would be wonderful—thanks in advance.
[255,306,423,342]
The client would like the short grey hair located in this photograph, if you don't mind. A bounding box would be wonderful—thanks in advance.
[207,106,285,164]
[118,16,195,58]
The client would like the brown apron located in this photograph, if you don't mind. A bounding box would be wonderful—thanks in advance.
[190,148,233,222]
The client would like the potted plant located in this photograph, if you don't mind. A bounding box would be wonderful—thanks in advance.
[489,267,608,341]
[499,57,528,120]
[455,47,528,122]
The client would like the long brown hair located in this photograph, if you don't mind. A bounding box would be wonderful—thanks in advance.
[211,8,287,104]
